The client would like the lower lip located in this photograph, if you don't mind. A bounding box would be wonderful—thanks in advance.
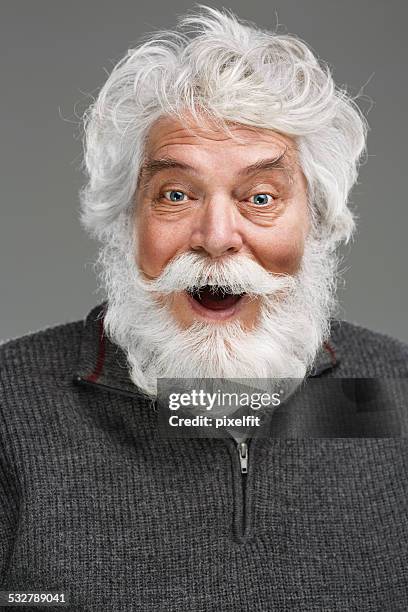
[184,290,248,321]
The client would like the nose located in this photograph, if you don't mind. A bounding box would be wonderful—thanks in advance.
[189,197,243,258]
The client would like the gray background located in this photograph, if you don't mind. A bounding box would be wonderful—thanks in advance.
[1,0,407,342]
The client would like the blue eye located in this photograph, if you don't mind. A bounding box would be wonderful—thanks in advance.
[163,190,187,202]
[250,193,273,206]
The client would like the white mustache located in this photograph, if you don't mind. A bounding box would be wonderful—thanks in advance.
[145,251,295,296]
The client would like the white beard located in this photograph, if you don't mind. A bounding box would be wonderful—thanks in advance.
[98,216,338,399]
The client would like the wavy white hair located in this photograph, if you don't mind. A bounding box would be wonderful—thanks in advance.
[80,5,367,246]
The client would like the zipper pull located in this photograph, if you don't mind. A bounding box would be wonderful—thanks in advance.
[237,441,248,474]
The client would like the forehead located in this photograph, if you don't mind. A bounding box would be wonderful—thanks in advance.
[144,114,298,167]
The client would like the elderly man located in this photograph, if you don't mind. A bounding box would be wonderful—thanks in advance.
[1,6,407,611]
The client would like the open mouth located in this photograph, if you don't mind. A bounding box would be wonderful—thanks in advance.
[186,285,246,312]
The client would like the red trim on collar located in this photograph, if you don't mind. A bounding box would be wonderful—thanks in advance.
[323,341,337,366]
[86,316,106,383]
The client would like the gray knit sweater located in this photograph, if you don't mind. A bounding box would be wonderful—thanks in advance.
[1,304,408,611]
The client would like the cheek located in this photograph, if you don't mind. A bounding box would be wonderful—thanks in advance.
[135,210,186,277]
[253,224,308,275]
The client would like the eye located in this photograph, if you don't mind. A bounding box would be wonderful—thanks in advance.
[249,193,274,206]
[162,190,188,203]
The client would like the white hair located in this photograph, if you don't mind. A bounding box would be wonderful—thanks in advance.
[99,217,337,399]
[80,5,367,246]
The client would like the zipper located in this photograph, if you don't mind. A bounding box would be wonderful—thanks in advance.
[76,374,252,540]
[237,440,248,474]
[232,438,250,541]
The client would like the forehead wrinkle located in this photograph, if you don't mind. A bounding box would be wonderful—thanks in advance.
[137,145,298,192]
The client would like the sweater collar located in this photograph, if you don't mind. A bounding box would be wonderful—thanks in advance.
[74,303,339,396]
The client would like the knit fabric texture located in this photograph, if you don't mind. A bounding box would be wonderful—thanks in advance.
[0,304,408,611]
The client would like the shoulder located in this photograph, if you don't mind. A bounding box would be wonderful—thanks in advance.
[0,313,100,483]
[0,318,85,382]
[0,314,91,460]
[329,319,408,377]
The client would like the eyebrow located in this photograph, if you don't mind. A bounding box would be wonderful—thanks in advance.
[138,150,291,186]
[138,158,195,186]
[239,150,290,176]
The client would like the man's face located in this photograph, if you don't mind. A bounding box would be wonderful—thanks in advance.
[135,114,310,331]
[100,114,334,393]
